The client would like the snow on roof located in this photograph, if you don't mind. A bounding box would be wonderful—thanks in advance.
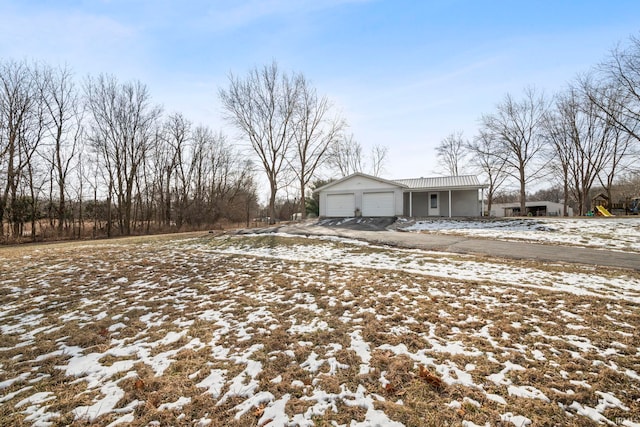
[393,175,482,190]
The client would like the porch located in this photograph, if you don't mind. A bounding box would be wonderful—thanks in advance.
[402,189,481,217]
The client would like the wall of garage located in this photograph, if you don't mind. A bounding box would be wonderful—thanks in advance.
[318,175,403,217]
[318,174,482,218]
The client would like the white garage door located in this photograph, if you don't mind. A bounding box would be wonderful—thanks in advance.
[362,192,395,216]
[326,193,355,217]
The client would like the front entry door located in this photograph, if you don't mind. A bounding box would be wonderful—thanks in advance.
[428,192,439,216]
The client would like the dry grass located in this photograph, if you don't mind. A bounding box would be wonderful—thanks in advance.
[0,233,638,426]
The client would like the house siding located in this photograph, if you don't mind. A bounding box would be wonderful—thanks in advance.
[451,189,479,216]
[317,173,484,218]
[318,175,403,217]
[403,189,479,217]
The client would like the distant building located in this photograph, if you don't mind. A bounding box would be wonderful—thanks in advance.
[489,201,574,217]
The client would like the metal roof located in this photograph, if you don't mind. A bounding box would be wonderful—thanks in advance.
[314,173,484,193]
[392,175,483,190]
[313,172,408,193]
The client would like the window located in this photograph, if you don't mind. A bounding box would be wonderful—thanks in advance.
[430,193,438,209]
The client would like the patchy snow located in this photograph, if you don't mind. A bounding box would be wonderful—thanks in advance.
[197,369,227,398]
[158,396,192,411]
[500,412,532,426]
[349,330,372,375]
[507,385,550,402]
[213,232,640,303]
[0,227,638,425]
[400,217,640,252]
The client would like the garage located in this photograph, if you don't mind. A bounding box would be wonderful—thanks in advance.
[326,193,355,217]
[362,192,395,217]
[315,173,406,217]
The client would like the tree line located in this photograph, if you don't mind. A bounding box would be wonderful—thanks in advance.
[436,35,640,215]
[0,62,259,242]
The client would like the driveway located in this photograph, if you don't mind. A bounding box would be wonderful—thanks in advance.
[240,220,640,272]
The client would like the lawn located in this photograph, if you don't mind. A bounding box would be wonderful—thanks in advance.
[0,228,639,426]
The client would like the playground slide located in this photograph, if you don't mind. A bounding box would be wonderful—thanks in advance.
[596,205,614,216]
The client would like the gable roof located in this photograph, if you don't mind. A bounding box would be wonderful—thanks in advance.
[314,173,484,193]
[313,172,407,193]
[393,175,482,190]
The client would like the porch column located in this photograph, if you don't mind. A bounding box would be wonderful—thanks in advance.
[448,189,452,218]
[409,191,413,217]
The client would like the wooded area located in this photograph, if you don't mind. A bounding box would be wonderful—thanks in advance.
[0,64,258,243]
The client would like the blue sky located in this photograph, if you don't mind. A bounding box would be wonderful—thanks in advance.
[1,0,639,183]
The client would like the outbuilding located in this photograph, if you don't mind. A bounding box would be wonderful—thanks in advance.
[490,201,574,217]
[315,173,484,218]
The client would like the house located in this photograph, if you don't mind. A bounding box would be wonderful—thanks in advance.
[489,201,574,217]
[315,172,485,218]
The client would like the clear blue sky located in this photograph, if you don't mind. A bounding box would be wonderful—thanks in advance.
[1,0,639,183]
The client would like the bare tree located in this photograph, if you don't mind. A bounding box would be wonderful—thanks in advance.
[590,81,636,205]
[580,77,637,204]
[149,126,174,227]
[40,64,83,235]
[0,60,45,238]
[73,146,86,237]
[480,88,548,215]
[541,107,572,216]
[598,123,634,204]
[291,75,345,218]
[582,36,640,198]
[467,129,508,216]
[188,126,209,226]
[183,126,254,225]
[590,36,640,144]
[544,85,620,215]
[328,134,363,177]
[370,144,388,177]
[85,74,162,235]
[327,134,389,178]
[162,112,193,229]
[220,61,301,223]
[436,131,468,176]
[23,65,49,240]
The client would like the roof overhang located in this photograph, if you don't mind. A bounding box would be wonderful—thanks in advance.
[401,185,485,192]
[313,172,407,193]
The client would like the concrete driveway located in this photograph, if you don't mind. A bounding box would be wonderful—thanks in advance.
[242,221,640,272]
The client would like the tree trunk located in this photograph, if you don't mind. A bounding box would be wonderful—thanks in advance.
[106,195,112,238]
[519,166,527,216]
[300,178,306,220]
[269,181,277,224]
[57,182,65,235]
[562,168,569,216]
